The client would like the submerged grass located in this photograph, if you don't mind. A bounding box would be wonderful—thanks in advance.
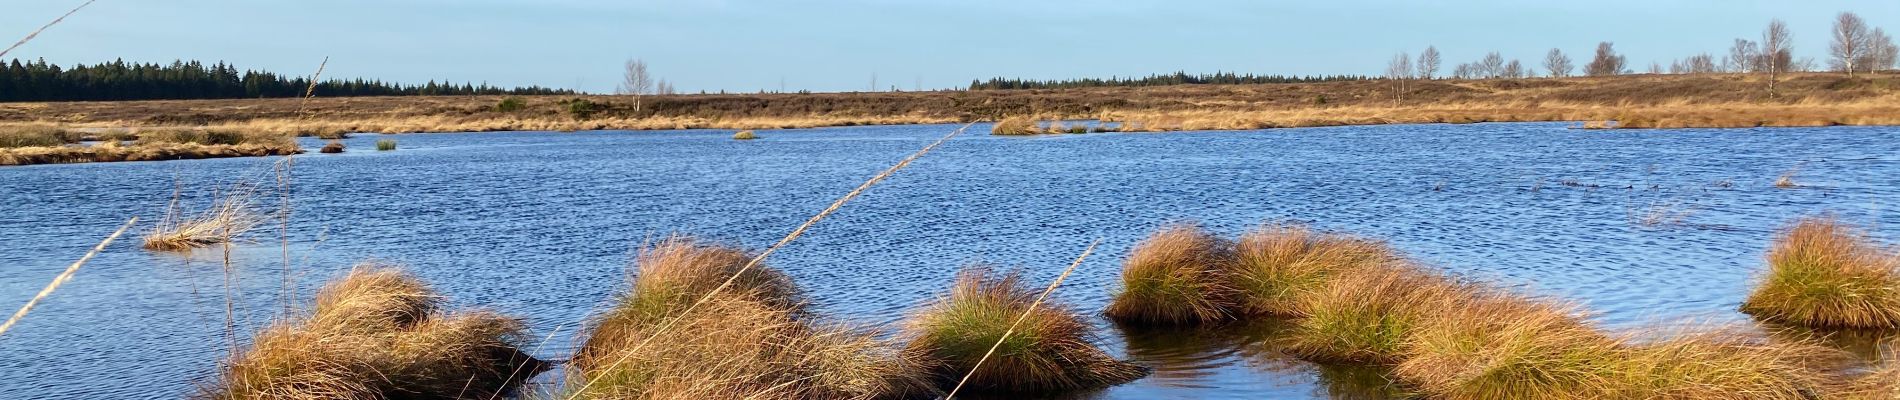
[1229,224,1394,316]
[1741,217,1900,329]
[906,267,1146,394]
[1104,223,1236,325]
[570,236,935,399]
[205,264,545,399]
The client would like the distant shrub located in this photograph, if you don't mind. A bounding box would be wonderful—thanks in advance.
[1066,124,1089,134]
[376,139,397,151]
[496,97,527,112]
[561,98,600,119]
[0,125,80,148]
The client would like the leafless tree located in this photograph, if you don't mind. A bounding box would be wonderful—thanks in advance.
[1684,53,1718,74]
[1871,28,1899,74]
[655,79,676,95]
[1830,12,1873,75]
[1478,52,1506,78]
[1727,39,1758,73]
[1503,59,1526,78]
[618,59,653,111]
[1452,63,1475,79]
[1386,52,1413,104]
[1544,48,1573,77]
[1760,19,1793,97]
[1586,42,1626,76]
[1417,46,1441,80]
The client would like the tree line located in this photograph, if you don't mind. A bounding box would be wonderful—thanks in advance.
[967,71,1370,90]
[0,58,573,102]
[1381,11,1900,102]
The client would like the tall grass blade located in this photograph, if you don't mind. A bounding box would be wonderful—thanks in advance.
[0,216,136,338]
[563,122,971,398]
[0,0,98,59]
[945,239,1099,399]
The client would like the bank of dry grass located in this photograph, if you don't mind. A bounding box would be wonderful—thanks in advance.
[0,126,300,166]
[204,264,545,399]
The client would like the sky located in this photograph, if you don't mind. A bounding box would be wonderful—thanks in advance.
[4,0,1899,94]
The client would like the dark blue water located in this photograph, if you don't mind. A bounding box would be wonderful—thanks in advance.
[1,122,1896,398]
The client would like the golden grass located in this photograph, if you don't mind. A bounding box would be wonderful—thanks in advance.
[1284,263,1466,364]
[1229,224,1395,316]
[142,184,268,251]
[0,141,302,166]
[905,267,1146,393]
[0,124,79,148]
[205,264,545,399]
[1741,217,1900,329]
[1104,223,1237,325]
[570,237,934,399]
[1395,290,1623,399]
[1611,325,1847,399]
[1845,348,1899,399]
[990,116,1038,135]
[732,130,758,140]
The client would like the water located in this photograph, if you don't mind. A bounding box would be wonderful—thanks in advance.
[2,122,1896,398]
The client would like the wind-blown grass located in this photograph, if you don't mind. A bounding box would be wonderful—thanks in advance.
[205,264,545,399]
[1395,290,1622,399]
[1741,217,1900,329]
[1104,223,1237,325]
[1229,224,1394,316]
[1612,325,1847,399]
[142,184,268,251]
[905,267,1146,393]
[569,236,935,399]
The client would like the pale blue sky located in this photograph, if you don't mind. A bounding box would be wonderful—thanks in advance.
[5,1,1897,93]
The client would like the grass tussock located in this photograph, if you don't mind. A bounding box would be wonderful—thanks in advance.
[1395,290,1623,399]
[319,140,344,154]
[732,130,757,140]
[1104,223,1237,325]
[375,139,396,151]
[206,264,545,399]
[1284,263,1465,364]
[990,116,1038,135]
[142,185,268,251]
[1611,325,1847,399]
[905,267,1146,393]
[1741,217,1900,329]
[1229,224,1395,316]
[570,236,935,399]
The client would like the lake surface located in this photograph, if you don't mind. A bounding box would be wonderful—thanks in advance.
[2,122,1896,399]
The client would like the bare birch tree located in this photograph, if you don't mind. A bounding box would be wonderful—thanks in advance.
[1761,19,1793,97]
[1872,28,1899,74]
[1728,39,1757,73]
[1479,52,1505,78]
[618,59,653,111]
[1503,59,1525,78]
[1387,52,1413,105]
[1544,48,1573,77]
[1830,12,1872,75]
[1417,46,1442,80]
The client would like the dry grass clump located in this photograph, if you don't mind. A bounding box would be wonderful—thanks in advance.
[1611,325,1847,399]
[731,130,758,140]
[1229,225,1395,316]
[1105,223,1237,325]
[1845,349,1899,399]
[569,236,936,399]
[905,267,1146,393]
[0,141,302,166]
[990,116,1039,135]
[0,124,79,148]
[319,140,345,154]
[1741,217,1900,329]
[142,185,268,251]
[134,128,295,148]
[1395,290,1623,399]
[205,264,545,399]
[1284,263,1466,364]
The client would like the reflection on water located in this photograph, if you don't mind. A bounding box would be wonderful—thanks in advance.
[1108,320,1409,399]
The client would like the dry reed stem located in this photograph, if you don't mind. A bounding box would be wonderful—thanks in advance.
[0,217,136,338]
[945,239,1099,399]
[0,0,98,59]
[563,123,970,398]
[143,182,270,251]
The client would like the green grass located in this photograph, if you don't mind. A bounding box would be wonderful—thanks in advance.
[1105,223,1237,325]
[905,267,1146,393]
[1741,217,1900,329]
[375,139,397,151]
